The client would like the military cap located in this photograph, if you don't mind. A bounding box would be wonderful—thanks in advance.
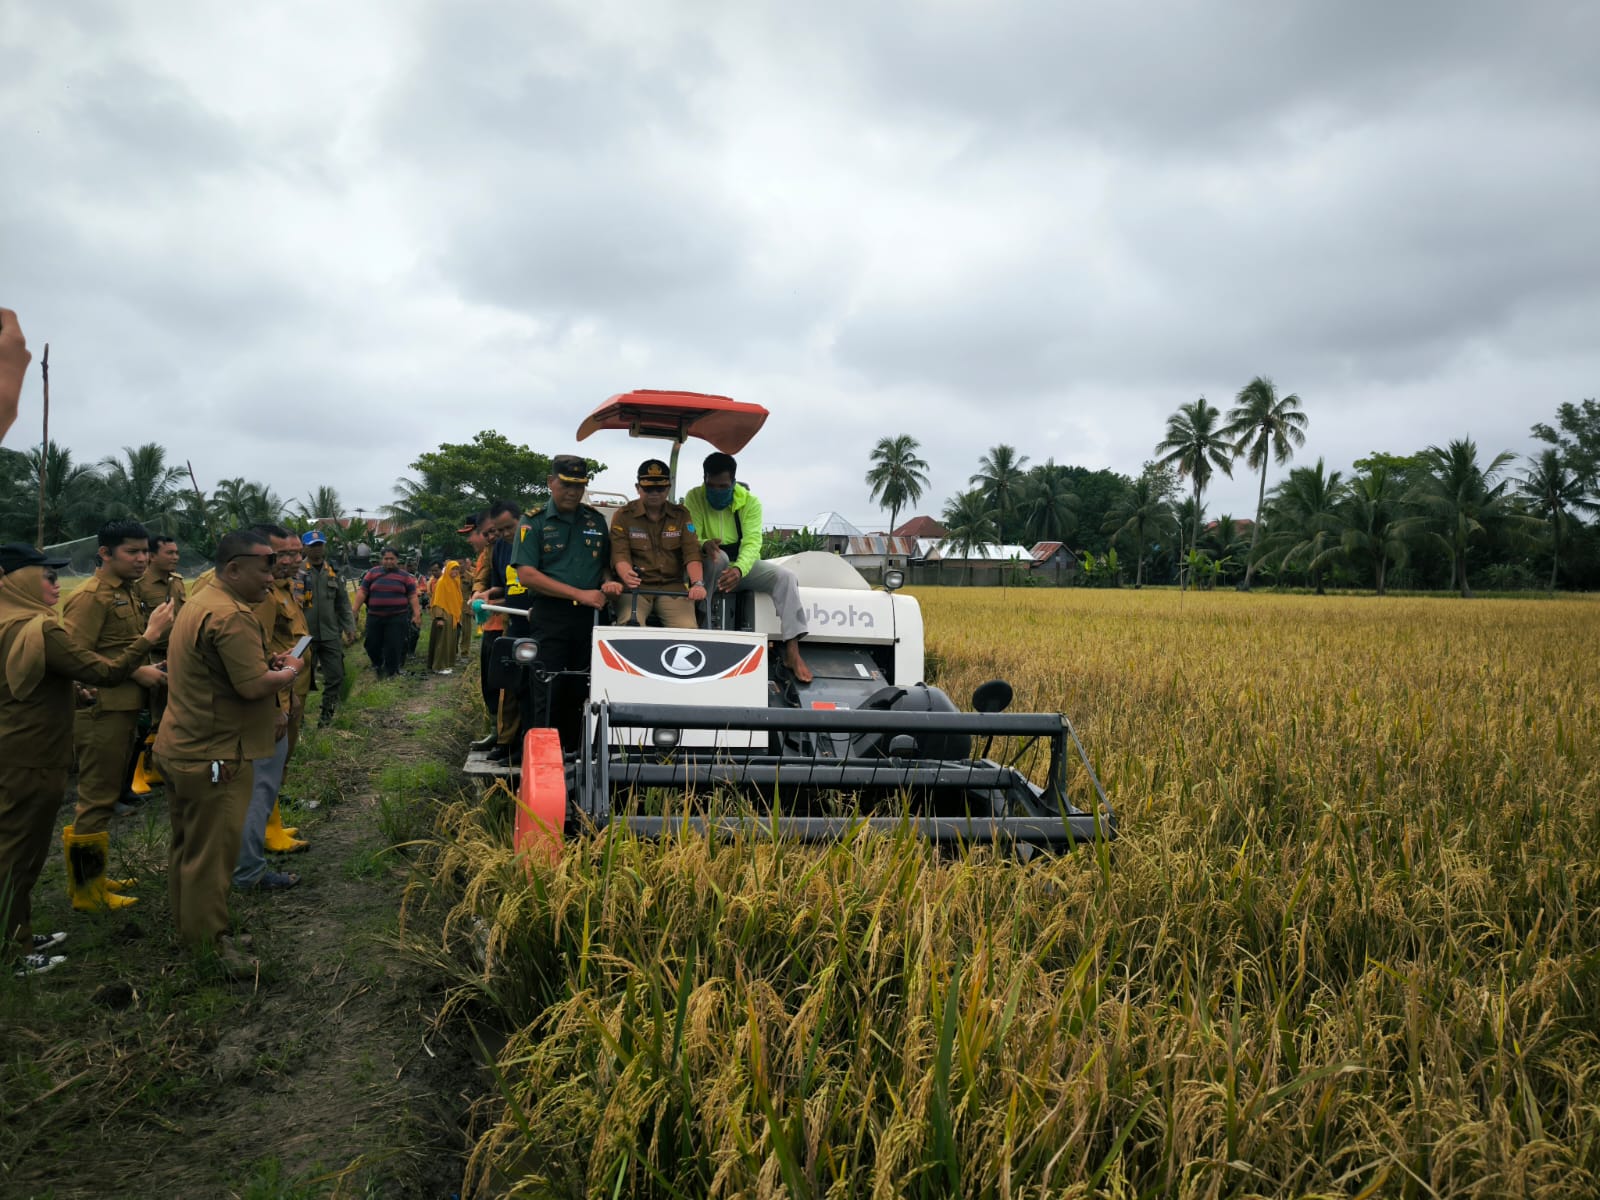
[0,543,70,573]
[550,455,591,483]
[637,458,672,484]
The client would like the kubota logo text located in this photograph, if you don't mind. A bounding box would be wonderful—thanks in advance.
[806,602,876,629]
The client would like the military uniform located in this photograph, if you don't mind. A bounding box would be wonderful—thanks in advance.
[294,559,353,724]
[509,498,611,751]
[61,568,152,837]
[153,583,276,945]
[608,497,701,629]
[0,588,154,951]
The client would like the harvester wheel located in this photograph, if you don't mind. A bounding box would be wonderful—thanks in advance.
[515,728,566,868]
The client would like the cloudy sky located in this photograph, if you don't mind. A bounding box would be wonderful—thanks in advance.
[3,0,1596,531]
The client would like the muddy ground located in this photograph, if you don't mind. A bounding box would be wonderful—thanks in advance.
[1,661,485,1199]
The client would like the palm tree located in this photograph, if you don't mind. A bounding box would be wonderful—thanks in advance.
[1016,460,1080,543]
[970,445,1030,544]
[1517,448,1597,593]
[1103,471,1174,588]
[1338,466,1409,595]
[1402,439,1521,599]
[98,443,187,531]
[1224,377,1308,590]
[1,441,105,544]
[1154,398,1234,590]
[1263,459,1345,594]
[297,485,344,520]
[939,489,999,585]
[210,478,286,528]
[864,435,930,572]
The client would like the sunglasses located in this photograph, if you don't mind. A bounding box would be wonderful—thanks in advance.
[638,482,670,492]
[42,569,58,584]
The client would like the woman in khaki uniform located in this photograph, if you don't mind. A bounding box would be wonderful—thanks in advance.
[153,530,303,973]
[0,544,174,975]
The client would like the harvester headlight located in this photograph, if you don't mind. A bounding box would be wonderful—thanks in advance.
[652,728,680,750]
[883,569,905,592]
[511,638,540,665]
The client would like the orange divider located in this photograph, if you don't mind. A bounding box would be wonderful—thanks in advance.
[516,728,566,869]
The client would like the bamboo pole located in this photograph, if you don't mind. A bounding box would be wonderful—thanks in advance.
[35,344,48,547]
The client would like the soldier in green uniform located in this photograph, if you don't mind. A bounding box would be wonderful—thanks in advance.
[609,458,707,628]
[60,520,166,910]
[295,530,356,726]
[508,454,620,756]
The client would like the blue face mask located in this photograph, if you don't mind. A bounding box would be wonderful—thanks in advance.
[706,485,735,510]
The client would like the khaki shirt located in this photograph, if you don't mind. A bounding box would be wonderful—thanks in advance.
[0,619,153,769]
[254,578,312,701]
[133,567,186,653]
[60,567,150,711]
[608,499,702,588]
[154,583,276,762]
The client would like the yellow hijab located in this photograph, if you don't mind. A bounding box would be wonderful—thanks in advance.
[431,560,464,623]
[0,566,55,700]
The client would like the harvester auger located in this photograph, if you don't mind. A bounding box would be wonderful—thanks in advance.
[465,389,1116,859]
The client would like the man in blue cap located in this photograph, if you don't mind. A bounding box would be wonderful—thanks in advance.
[295,529,356,725]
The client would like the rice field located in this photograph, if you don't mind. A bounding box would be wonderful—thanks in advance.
[414,589,1600,1199]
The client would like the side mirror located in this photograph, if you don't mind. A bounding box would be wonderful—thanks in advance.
[883,569,905,592]
[971,679,1013,714]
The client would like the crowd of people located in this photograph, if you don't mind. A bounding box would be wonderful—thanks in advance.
[0,308,813,980]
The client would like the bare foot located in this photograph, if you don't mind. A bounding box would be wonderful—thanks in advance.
[785,641,813,684]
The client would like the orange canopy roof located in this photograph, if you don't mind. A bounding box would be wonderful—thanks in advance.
[575,390,769,453]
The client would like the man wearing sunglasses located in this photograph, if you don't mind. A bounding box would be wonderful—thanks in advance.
[154,529,304,974]
[608,458,706,629]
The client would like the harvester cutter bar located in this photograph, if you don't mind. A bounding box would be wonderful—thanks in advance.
[615,814,1099,845]
[599,702,1068,737]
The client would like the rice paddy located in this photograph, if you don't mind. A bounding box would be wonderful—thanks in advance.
[415,588,1600,1198]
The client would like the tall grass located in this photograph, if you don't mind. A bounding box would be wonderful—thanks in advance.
[413,591,1600,1198]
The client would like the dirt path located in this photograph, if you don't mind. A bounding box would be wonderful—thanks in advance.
[1,665,479,1198]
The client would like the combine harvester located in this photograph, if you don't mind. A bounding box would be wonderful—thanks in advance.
[467,390,1115,859]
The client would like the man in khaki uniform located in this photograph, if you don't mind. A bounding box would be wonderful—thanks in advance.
[127,534,187,798]
[154,529,303,969]
[133,534,187,628]
[60,521,157,910]
[608,458,707,628]
[236,526,311,881]
[1,544,173,973]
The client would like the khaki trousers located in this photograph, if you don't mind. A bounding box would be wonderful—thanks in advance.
[0,765,68,953]
[73,707,141,836]
[612,592,697,629]
[156,754,251,946]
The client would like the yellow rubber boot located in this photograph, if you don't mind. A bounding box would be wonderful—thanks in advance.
[62,825,139,912]
[264,802,308,854]
[130,746,163,796]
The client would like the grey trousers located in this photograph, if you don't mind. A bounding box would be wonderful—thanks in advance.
[233,736,288,887]
[704,549,809,643]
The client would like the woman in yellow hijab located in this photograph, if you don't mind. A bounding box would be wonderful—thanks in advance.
[0,544,175,975]
[427,559,465,674]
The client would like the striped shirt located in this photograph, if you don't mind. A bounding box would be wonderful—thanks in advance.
[360,568,417,614]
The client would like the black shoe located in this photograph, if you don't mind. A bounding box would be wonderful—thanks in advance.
[485,745,511,763]
[469,734,497,751]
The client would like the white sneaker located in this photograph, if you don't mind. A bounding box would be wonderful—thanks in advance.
[14,952,66,977]
[32,931,67,952]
